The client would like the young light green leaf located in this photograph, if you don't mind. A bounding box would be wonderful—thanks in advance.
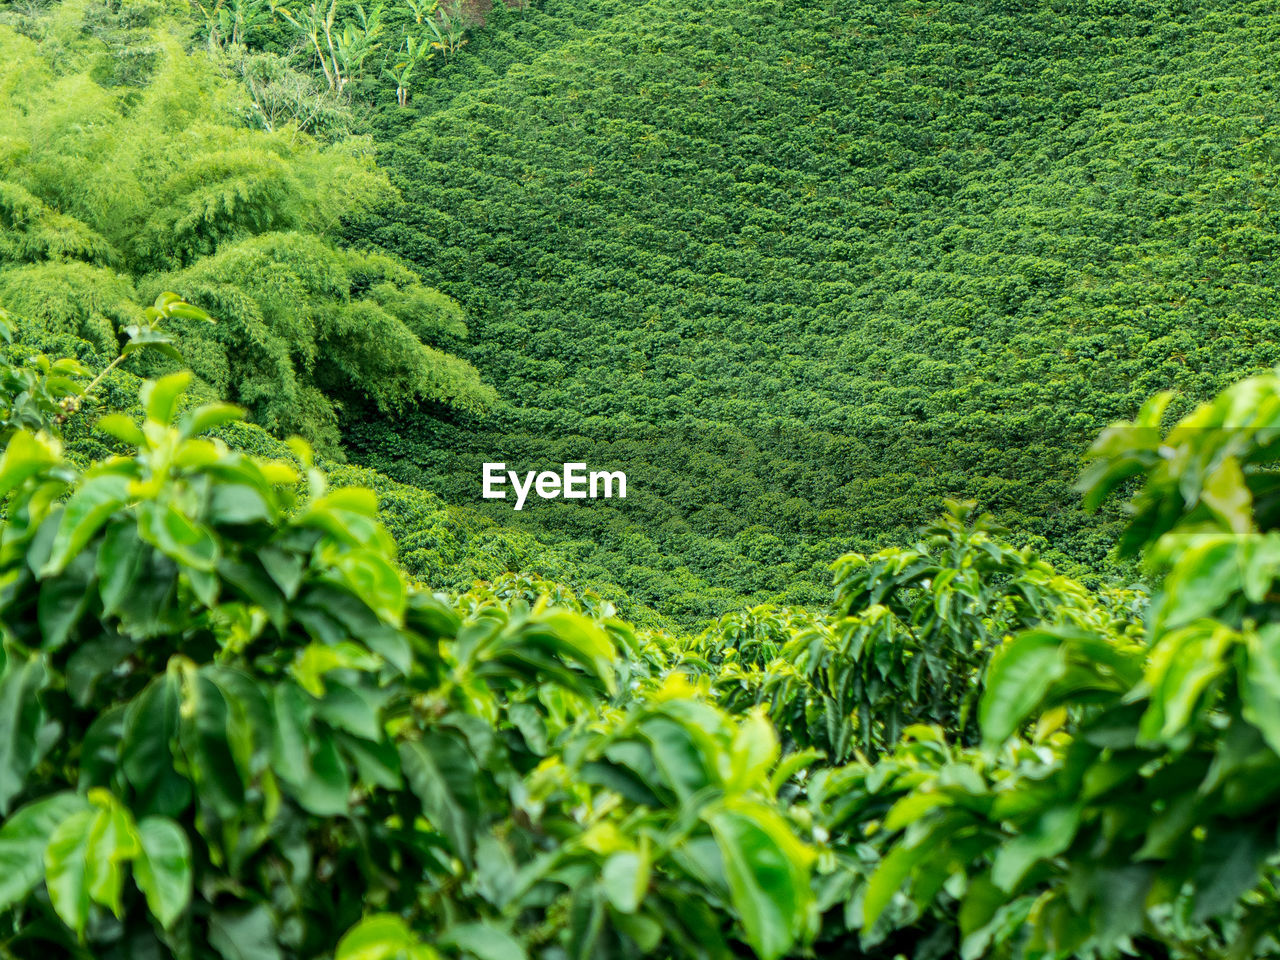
[336,914,434,960]
[602,845,650,915]
[44,808,95,937]
[706,801,812,960]
[0,792,87,911]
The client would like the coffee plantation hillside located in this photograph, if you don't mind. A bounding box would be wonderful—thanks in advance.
[337,0,1280,620]
[0,0,698,626]
[12,0,1279,625]
[5,290,1280,959]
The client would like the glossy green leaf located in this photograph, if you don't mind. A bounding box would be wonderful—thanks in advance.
[0,654,55,815]
[40,474,129,576]
[209,905,282,960]
[979,631,1066,746]
[84,791,140,917]
[140,373,192,426]
[991,803,1081,892]
[602,846,649,915]
[1242,624,1280,753]
[44,808,95,937]
[123,672,191,818]
[706,801,811,960]
[400,732,481,864]
[133,817,192,929]
[0,792,87,911]
[442,923,528,960]
[337,915,435,960]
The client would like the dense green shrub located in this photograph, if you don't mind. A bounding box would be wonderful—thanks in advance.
[7,3,1280,958]
[0,357,812,960]
[797,375,1280,959]
[0,0,491,454]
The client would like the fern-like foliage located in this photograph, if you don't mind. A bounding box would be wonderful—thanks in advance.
[140,232,494,453]
[0,1,492,453]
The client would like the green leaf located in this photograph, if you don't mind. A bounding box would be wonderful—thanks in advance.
[209,905,282,960]
[304,733,353,817]
[1139,623,1233,744]
[133,817,192,929]
[883,791,953,833]
[140,501,219,571]
[958,874,1008,959]
[95,414,146,448]
[317,683,383,741]
[337,914,433,960]
[602,848,649,915]
[40,474,128,576]
[0,654,56,815]
[139,373,192,425]
[44,808,95,937]
[124,672,192,818]
[78,705,126,791]
[0,792,87,911]
[1201,456,1253,533]
[442,922,528,960]
[641,714,712,799]
[728,708,779,790]
[0,430,62,500]
[400,733,481,865]
[990,803,1081,892]
[1193,828,1269,923]
[178,673,246,822]
[862,834,931,932]
[66,637,131,706]
[706,801,811,960]
[97,521,147,617]
[291,642,380,699]
[980,631,1067,746]
[179,402,245,439]
[1090,868,1148,950]
[36,547,95,651]
[123,328,182,361]
[1241,624,1280,753]
[768,747,823,795]
[84,792,140,917]
[208,483,274,527]
[1157,536,1242,629]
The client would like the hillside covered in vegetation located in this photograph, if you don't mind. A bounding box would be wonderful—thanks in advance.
[339,0,1280,619]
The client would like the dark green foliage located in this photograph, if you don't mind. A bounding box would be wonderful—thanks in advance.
[814,372,1280,960]
[10,311,1280,960]
[344,0,1280,620]
[10,2,1280,957]
[702,502,1141,763]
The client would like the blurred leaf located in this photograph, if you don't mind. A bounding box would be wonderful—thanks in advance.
[0,792,86,911]
[133,817,192,929]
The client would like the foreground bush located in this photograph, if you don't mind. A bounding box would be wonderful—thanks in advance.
[0,332,811,958]
[6,307,1280,960]
[808,376,1280,959]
